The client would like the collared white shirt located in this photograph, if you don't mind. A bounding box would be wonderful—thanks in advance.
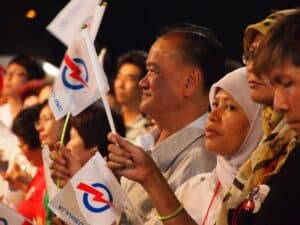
[121,114,216,224]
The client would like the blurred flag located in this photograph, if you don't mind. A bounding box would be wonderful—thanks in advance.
[0,203,26,225]
[41,145,59,200]
[47,0,107,46]
[49,152,140,225]
[48,28,109,120]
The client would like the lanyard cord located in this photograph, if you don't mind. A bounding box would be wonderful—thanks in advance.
[201,180,221,225]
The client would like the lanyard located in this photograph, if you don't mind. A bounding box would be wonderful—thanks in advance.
[201,180,221,225]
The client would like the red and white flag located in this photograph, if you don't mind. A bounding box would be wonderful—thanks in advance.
[0,203,27,225]
[49,152,141,225]
[48,28,109,120]
[47,0,107,46]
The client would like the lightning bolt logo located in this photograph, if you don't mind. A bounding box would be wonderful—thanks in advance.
[77,182,115,209]
[64,55,88,88]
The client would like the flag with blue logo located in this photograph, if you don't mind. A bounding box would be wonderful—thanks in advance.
[47,0,107,46]
[49,28,109,120]
[49,152,142,225]
[0,203,26,225]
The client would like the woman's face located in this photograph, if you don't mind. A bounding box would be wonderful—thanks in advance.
[36,105,63,148]
[246,33,274,105]
[205,89,250,158]
[66,127,96,165]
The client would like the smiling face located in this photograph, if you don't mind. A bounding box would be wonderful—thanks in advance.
[246,33,274,105]
[270,61,300,135]
[205,88,250,158]
[139,36,193,118]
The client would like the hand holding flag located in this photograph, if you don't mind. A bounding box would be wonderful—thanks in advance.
[49,152,141,225]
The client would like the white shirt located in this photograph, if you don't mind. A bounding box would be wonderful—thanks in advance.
[121,114,217,225]
[175,170,225,225]
[0,103,13,129]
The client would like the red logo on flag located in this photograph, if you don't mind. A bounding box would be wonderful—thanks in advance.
[77,182,115,213]
[61,56,89,90]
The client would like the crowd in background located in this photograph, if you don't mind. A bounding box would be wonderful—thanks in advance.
[0,7,300,225]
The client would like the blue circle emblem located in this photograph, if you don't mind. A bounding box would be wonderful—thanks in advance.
[62,58,88,90]
[82,183,113,213]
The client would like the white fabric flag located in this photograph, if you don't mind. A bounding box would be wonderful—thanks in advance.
[49,28,109,120]
[41,145,60,201]
[49,152,142,225]
[0,203,26,225]
[47,0,106,46]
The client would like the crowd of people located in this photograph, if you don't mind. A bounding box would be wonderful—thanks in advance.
[0,7,300,225]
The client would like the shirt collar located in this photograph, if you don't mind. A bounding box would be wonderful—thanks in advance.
[150,113,207,172]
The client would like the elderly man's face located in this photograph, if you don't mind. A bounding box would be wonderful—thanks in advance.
[139,36,195,119]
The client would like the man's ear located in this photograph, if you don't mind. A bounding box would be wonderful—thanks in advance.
[183,69,201,97]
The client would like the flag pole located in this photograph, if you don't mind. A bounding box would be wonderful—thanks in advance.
[81,27,117,134]
[60,112,71,146]
[57,111,71,187]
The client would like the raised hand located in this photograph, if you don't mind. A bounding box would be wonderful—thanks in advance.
[107,132,160,186]
[49,142,82,187]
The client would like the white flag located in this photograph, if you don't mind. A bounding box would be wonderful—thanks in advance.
[49,152,141,225]
[49,28,109,120]
[0,203,26,225]
[41,145,60,201]
[47,0,106,46]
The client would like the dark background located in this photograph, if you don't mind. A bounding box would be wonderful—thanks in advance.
[0,0,299,75]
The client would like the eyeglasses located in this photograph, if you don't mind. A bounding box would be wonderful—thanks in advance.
[242,50,256,65]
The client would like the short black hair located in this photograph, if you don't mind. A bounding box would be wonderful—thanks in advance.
[8,54,45,80]
[12,104,42,149]
[70,102,125,157]
[157,23,225,92]
[116,50,147,79]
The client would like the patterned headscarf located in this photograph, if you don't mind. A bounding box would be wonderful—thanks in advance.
[243,9,296,52]
[216,9,299,225]
[216,108,298,225]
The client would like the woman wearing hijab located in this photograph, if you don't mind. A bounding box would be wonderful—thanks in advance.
[103,67,263,225]
[215,9,298,225]
[170,67,262,225]
[215,9,300,225]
